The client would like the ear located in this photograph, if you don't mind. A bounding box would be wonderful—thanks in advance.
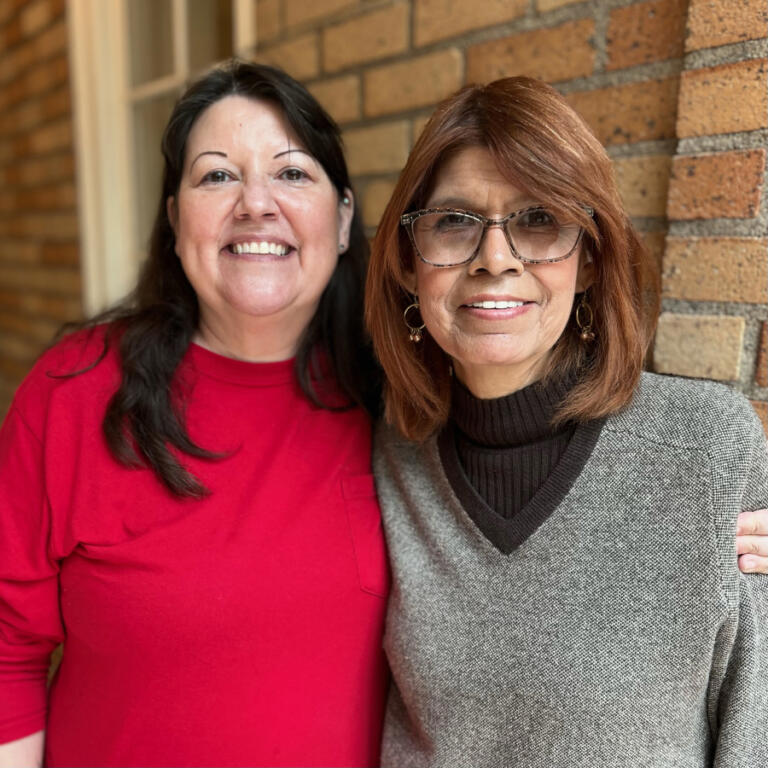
[167,196,178,236]
[337,188,354,252]
[575,251,595,293]
[402,267,418,295]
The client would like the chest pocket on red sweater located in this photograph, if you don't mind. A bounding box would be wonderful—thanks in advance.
[342,474,390,598]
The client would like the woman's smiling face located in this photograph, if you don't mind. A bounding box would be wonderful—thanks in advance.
[168,95,353,359]
[406,146,593,397]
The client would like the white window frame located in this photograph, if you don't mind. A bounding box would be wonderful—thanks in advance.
[67,0,256,315]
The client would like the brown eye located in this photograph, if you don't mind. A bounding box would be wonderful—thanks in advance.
[201,169,233,184]
[279,167,309,182]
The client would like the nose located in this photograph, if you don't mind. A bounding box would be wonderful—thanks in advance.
[468,223,524,277]
[234,177,278,219]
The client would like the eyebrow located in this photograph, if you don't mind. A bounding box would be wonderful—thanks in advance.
[274,148,314,161]
[190,150,227,170]
[428,196,537,211]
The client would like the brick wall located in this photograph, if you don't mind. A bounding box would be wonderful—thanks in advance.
[0,0,81,415]
[255,0,768,422]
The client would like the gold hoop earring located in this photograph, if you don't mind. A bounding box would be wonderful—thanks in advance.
[403,301,426,343]
[575,293,595,343]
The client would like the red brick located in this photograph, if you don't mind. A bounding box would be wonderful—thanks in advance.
[565,77,679,146]
[466,19,595,84]
[686,0,768,51]
[667,150,766,220]
[607,0,687,70]
[751,400,768,435]
[756,322,768,388]
[677,59,768,138]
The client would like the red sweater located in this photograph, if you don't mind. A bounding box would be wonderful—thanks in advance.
[0,333,389,767]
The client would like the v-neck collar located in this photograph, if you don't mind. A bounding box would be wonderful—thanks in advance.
[437,417,605,554]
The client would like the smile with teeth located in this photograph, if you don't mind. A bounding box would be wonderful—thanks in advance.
[467,300,526,309]
[229,241,290,255]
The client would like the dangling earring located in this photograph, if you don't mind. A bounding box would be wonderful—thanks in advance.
[575,293,595,343]
[403,300,426,343]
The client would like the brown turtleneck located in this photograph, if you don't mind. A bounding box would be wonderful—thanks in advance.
[450,375,577,519]
[438,373,605,553]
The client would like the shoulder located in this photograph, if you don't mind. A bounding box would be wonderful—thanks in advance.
[10,325,120,435]
[605,371,761,453]
[373,419,441,488]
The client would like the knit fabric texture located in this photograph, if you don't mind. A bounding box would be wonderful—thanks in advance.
[375,372,768,767]
[450,374,576,520]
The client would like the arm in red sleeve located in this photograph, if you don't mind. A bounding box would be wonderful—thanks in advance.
[0,405,63,744]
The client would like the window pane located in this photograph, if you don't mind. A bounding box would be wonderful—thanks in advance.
[132,92,178,255]
[188,0,233,73]
[128,0,175,86]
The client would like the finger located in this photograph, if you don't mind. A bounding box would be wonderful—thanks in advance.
[736,535,768,557]
[738,553,768,574]
[736,509,768,536]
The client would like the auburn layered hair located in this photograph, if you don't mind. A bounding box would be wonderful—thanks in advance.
[365,77,659,442]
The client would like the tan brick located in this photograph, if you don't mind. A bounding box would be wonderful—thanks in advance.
[466,19,594,84]
[28,116,72,155]
[0,100,42,137]
[667,150,766,220]
[613,154,671,218]
[323,4,408,73]
[677,59,768,138]
[653,313,744,381]
[0,288,81,320]
[284,0,356,29]
[751,400,768,435]
[363,178,397,228]
[607,0,687,70]
[41,241,79,266]
[0,263,80,296]
[308,75,360,124]
[257,32,319,81]
[641,229,667,272]
[686,0,768,52]
[0,238,40,262]
[537,0,581,10]
[256,0,281,43]
[0,212,79,240]
[756,322,768,388]
[14,182,77,211]
[20,0,52,36]
[413,113,431,141]
[364,49,463,117]
[565,77,679,146]
[5,153,75,187]
[0,311,60,345]
[414,0,526,47]
[344,120,410,175]
[33,14,66,56]
[662,237,768,303]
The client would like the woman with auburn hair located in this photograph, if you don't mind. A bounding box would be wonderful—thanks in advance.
[367,77,768,766]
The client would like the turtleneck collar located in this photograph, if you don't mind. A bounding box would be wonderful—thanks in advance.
[450,370,578,448]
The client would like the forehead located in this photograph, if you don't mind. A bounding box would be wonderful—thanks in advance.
[185,95,305,161]
[428,145,531,208]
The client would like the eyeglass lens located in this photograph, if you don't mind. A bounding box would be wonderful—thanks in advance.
[411,209,581,265]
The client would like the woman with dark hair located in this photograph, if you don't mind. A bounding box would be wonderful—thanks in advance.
[366,77,768,766]
[0,61,387,767]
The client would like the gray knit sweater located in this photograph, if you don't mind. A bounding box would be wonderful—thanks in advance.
[375,373,768,767]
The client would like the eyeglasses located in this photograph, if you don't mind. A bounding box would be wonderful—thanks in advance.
[400,206,593,267]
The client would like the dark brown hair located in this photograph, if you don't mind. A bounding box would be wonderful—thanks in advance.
[365,77,659,441]
[61,60,380,496]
